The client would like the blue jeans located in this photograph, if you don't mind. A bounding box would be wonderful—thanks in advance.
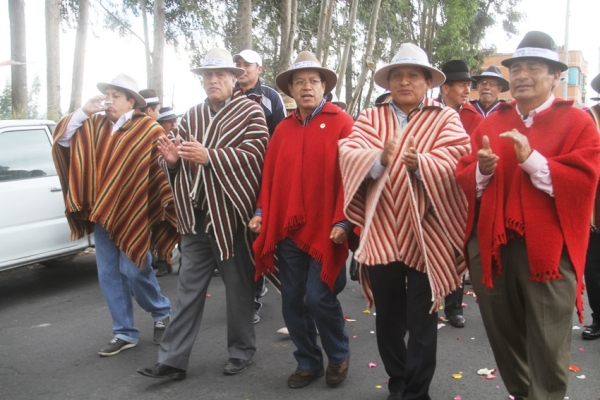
[276,238,349,370]
[94,223,170,344]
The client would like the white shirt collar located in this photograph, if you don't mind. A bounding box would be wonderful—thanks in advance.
[111,110,134,134]
[516,94,555,128]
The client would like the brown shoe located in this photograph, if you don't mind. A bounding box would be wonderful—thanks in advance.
[325,352,350,386]
[287,365,324,388]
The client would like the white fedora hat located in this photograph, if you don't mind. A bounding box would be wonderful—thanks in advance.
[374,43,445,89]
[97,74,146,108]
[190,47,246,78]
[276,51,337,97]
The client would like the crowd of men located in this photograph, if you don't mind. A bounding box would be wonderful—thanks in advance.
[51,30,600,400]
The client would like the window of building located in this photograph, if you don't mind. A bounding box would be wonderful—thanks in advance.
[568,67,579,86]
[0,128,57,181]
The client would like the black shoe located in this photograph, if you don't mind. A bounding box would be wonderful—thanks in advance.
[98,337,136,357]
[137,363,186,380]
[153,316,170,344]
[448,315,465,328]
[223,358,251,375]
[155,263,173,277]
[582,323,600,340]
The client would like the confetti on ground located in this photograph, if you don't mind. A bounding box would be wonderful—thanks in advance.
[373,312,376,316]
[452,372,463,379]
[352,335,357,339]
[368,363,377,368]
[454,396,462,400]
[363,309,371,314]
[461,302,467,308]
[569,365,581,372]
[437,323,446,329]
[486,374,497,380]
[438,316,449,322]
[496,386,500,389]
[579,347,584,352]
[572,326,580,330]
[344,316,356,322]
[464,290,476,297]
[509,396,515,399]
[576,375,585,379]
[370,331,375,334]
[375,385,382,389]
[206,294,212,298]
[477,368,496,375]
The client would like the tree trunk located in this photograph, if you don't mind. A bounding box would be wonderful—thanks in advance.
[152,0,165,101]
[9,0,28,117]
[315,0,329,62]
[69,0,89,113]
[278,0,297,74]
[363,70,375,109]
[345,44,353,106]
[321,0,335,66]
[236,0,252,51]
[347,0,382,115]
[45,0,61,120]
[335,0,358,99]
[141,0,152,89]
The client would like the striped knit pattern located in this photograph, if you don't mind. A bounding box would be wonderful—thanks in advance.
[52,112,180,267]
[160,88,269,261]
[339,99,470,309]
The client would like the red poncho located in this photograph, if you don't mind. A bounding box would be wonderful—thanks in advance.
[459,102,484,136]
[456,99,600,321]
[253,103,354,290]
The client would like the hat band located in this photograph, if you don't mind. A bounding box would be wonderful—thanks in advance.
[391,57,431,67]
[158,110,177,119]
[292,60,322,69]
[480,71,503,78]
[110,78,135,92]
[284,102,296,109]
[512,47,559,62]
[144,96,159,103]
[203,58,235,68]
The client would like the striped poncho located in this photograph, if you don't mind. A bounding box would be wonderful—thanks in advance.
[339,99,470,310]
[160,88,269,261]
[52,112,180,267]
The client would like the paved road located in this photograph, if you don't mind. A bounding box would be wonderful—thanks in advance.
[0,253,598,400]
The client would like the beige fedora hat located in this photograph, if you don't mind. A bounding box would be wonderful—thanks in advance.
[276,51,337,97]
[97,74,146,108]
[373,43,445,89]
[190,47,246,78]
[280,93,297,110]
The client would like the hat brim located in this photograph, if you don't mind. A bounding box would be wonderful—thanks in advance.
[276,67,337,97]
[190,66,246,78]
[333,101,347,111]
[157,116,178,122]
[591,97,600,102]
[501,56,568,72]
[373,64,446,90]
[97,82,147,108]
[591,74,600,94]
[444,72,476,83]
[471,74,510,93]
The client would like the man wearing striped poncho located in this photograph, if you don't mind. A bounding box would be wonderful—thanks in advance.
[339,43,470,400]
[138,48,269,381]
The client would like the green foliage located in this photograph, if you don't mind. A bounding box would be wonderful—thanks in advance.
[0,75,43,120]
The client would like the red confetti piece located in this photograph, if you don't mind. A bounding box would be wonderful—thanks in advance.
[368,362,377,368]
[485,374,497,380]
[569,365,581,372]
[206,294,212,298]
[579,347,584,352]
[454,396,462,400]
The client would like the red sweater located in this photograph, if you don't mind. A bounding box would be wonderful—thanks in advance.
[459,102,483,136]
[456,99,600,321]
[253,103,354,290]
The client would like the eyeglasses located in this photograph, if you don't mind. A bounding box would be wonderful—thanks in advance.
[477,80,500,87]
[292,79,322,87]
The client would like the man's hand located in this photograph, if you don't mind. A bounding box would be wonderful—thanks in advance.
[330,227,347,245]
[401,136,418,171]
[82,95,107,117]
[380,136,399,167]
[157,135,181,167]
[248,216,262,234]
[178,135,209,166]
[477,135,499,175]
[499,128,532,164]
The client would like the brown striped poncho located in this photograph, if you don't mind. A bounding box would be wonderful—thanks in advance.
[159,88,269,261]
[52,112,180,267]
[339,99,470,310]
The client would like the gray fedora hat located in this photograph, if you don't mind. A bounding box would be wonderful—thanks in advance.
[374,43,445,89]
[190,47,246,78]
[590,73,600,101]
[139,89,161,106]
[471,66,510,92]
[276,51,337,97]
[501,31,568,72]
[97,74,146,108]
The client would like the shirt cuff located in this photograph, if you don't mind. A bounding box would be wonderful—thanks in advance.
[367,155,386,179]
[72,108,90,124]
[254,207,262,217]
[333,220,355,236]
[519,150,546,175]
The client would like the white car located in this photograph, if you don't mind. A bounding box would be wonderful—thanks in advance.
[0,120,93,271]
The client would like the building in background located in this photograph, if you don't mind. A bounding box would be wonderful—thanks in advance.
[469,49,589,108]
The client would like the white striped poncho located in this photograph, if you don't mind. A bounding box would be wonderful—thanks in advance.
[339,99,470,310]
[159,89,269,261]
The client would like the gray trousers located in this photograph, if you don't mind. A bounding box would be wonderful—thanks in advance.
[468,235,575,400]
[158,214,256,370]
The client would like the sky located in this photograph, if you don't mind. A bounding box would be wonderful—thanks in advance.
[0,0,598,117]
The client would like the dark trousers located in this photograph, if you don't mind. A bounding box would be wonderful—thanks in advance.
[368,262,437,400]
[585,231,600,324]
[444,278,464,317]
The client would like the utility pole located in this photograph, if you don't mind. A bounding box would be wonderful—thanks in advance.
[562,0,570,99]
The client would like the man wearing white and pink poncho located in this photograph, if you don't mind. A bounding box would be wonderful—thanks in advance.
[339,43,470,400]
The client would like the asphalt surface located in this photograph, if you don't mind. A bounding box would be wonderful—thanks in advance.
[0,252,599,400]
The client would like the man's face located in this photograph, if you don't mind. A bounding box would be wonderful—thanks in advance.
[509,59,560,105]
[159,119,177,133]
[202,69,235,104]
[476,78,502,107]
[388,66,431,111]
[235,58,263,88]
[146,104,160,121]
[288,70,326,114]
[104,87,136,122]
[442,80,471,109]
